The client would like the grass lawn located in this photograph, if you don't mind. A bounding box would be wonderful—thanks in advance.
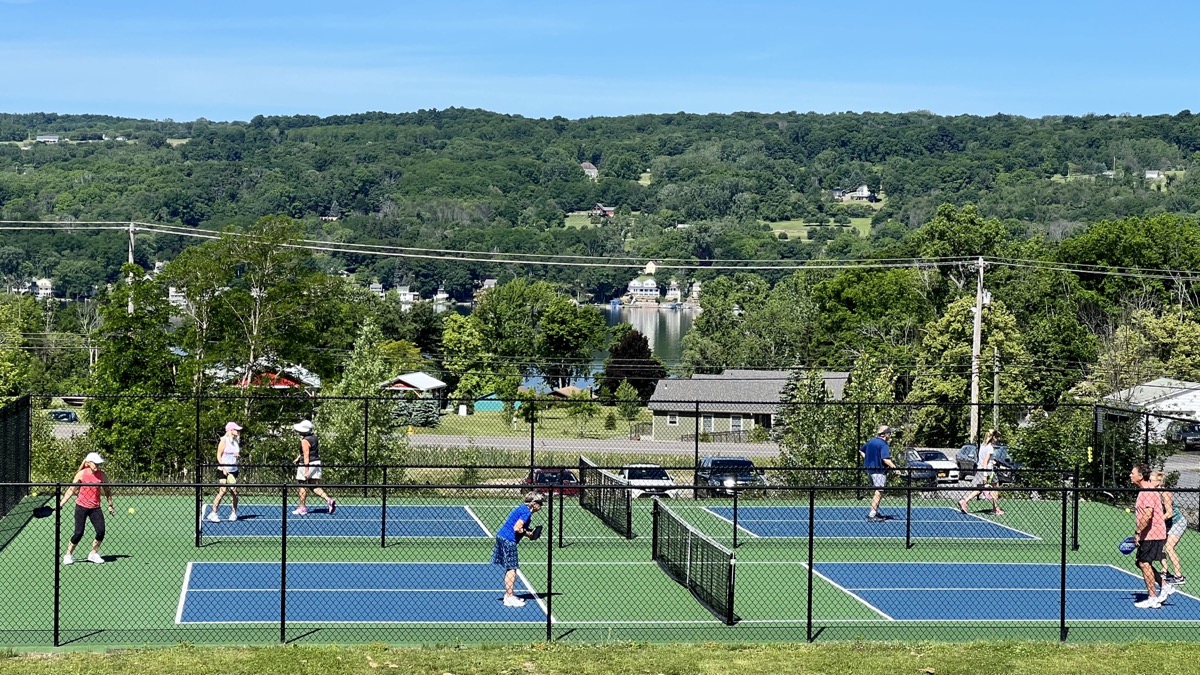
[766,217,872,241]
[5,641,1200,674]
[416,406,652,441]
[166,138,189,147]
[564,212,594,229]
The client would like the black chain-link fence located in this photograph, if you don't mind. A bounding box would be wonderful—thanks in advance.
[0,478,1197,647]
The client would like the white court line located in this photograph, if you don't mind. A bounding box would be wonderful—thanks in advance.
[516,568,555,623]
[174,562,194,624]
[1106,564,1200,602]
[953,506,1043,540]
[208,517,477,523]
[179,619,548,625]
[846,587,1143,593]
[464,505,492,537]
[807,564,894,621]
[701,506,760,538]
[190,588,513,593]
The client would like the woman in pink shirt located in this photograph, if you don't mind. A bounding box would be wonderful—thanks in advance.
[58,452,114,565]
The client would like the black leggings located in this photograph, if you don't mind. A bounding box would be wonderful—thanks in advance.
[71,505,105,546]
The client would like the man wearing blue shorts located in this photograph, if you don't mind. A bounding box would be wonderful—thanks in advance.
[492,491,544,607]
[860,425,896,522]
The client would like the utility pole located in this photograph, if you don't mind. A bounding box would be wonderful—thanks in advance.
[969,257,985,445]
[127,222,136,315]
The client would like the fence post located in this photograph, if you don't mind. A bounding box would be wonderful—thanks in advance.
[529,399,536,481]
[1059,485,1068,641]
[1144,413,1151,464]
[381,466,388,549]
[362,398,370,498]
[901,486,911,549]
[693,402,701,499]
[1072,466,1080,551]
[53,482,61,647]
[280,483,288,644]
[194,394,202,548]
[806,488,815,643]
[546,486,554,642]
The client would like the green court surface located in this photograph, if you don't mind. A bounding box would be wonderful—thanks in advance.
[0,488,1196,648]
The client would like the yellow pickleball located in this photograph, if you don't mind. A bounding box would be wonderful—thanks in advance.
[128,507,136,515]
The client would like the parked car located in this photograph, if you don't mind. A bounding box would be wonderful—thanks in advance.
[522,469,580,496]
[955,444,1023,484]
[695,456,768,497]
[896,449,937,487]
[903,449,959,484]
[1164,420,1200,448]
[48,410,79,423]
[618,464,679,499]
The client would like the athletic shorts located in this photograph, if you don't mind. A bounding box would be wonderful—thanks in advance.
[491,537,520,570]
[296,461,322,482]
[219,468,239,483]
[868,472,886,489]
[972,471,994,488]
[1168,515,1189,539]
[1137,539,1166,565]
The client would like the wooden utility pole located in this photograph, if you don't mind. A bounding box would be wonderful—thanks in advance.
[969,257,985,445]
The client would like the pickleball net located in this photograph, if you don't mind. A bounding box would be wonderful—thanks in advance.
[651,497,736,625]
[578,456,633,539]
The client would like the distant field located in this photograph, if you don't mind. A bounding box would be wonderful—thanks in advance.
[638,172,652,185]
[564,212,593,228]
[766,217,871,240]
[166,138,189,147]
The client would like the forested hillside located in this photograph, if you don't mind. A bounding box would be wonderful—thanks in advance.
[3,108,1200,301]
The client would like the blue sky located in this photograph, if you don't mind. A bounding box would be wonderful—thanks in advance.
[3,0,1196,122]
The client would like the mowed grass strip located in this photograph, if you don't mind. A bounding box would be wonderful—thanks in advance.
[4,641,1200,674]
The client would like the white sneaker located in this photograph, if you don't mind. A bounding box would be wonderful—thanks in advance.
[291,506,308,515]
[86,552,104,564]
[502,595,526,607]
[1159,582,1176,599]
[206,512,221,523]
[228,511,238,522]
[62,554,73,565]
[1134,597,1163,609]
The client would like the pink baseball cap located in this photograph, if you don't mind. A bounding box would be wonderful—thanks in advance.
[225,422,243,432]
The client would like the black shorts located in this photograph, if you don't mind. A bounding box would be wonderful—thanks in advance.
[1136,539,1165,565]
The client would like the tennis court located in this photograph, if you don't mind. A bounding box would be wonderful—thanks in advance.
[199,504,493,538]
[178,562,548,623]
[1,484,1198,646]
[703,505,1038,540]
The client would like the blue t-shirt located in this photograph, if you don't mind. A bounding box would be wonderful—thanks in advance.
[861,436,891,472]
[496,504,533,542]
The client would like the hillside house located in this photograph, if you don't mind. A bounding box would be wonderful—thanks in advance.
[34,278,53,300]
[1145,170,1164,180]
[35,135,61,144]
[395,285,420,304]
[368,281,385,298]
[589,203,616,218]
[626,276,659,302]
[663,279,682,303]
[580,162,599,180]
[837,184,875,202]
[211,361,323,390]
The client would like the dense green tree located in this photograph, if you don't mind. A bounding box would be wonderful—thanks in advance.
[599,326,667,401]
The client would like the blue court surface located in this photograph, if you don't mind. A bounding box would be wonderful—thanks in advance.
[200,504,492,538]
[813,562,1200,621]
[705,505,1036,540]
[176,562,549,623]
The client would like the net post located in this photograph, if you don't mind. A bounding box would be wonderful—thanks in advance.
[624,484,633,540]
[806,487,814,643]
[381,466,388,549]
[546,486,554,642]
[651,498,659,560]
[905,486,912,550]
[1059,485,1068,641]
[557,479,564,549]
[732,488,739,549]
[53,482,61,647]
[726,554,736,626]
[280,483,288,644]
[1071,465,1080,551]
[362,398,370,498]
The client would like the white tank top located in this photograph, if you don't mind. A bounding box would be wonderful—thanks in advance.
[220,435,241,468]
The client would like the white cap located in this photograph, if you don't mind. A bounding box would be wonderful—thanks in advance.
[293,420,314,433]
[84,452,105,465]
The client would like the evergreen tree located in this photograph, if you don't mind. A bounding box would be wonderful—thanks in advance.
[600,325,666,401]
